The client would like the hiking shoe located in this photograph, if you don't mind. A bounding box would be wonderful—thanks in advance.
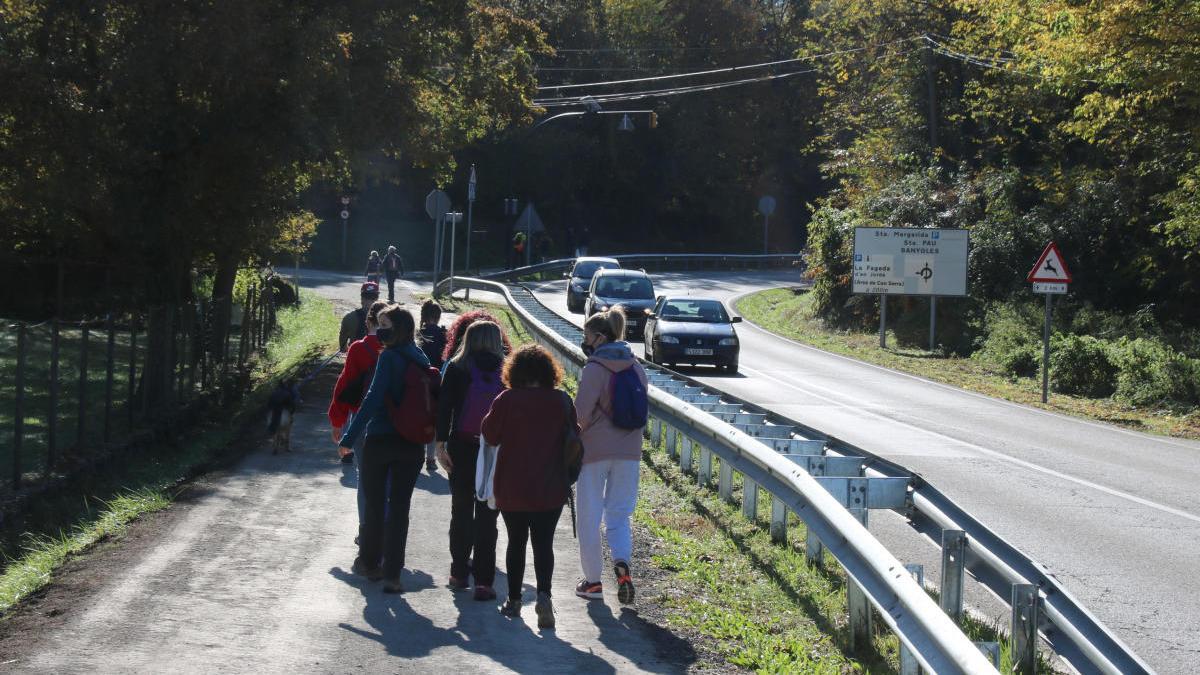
[426,458,438,473]
[535,592,555,629]
[499,597,521,617]
[575,580,603,600]
[615,562,636,604]
[383,577,404,594]
[448,575,470,591]
[351,558,383,581]
[473,585,497,601]
[341,452,354,464]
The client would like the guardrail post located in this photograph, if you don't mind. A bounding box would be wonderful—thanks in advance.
[13,324,27,488]
[846,507,872,651]
[77,322,89,450]
[680,434,694,474]
[769,496,787,543]
[940,530,967,622]
[650,418,662,448]
[805,524,823,565]
[698,446,712,485]
[975,642,1000,669]
[665,427,678,459]
[104,315,115,442]
[1011,584,1040,674]
[47,318,59,475]
[718,459,733,502]
[741,477,758,520]
[899,564,925,675]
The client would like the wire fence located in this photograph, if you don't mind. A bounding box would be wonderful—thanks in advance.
[0,278,282,500]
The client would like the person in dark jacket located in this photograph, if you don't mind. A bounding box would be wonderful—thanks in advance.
[338,304,430,593]
[365,250,383,283]
[383,245,404,302]
[435,320,508,601]
[481,344,579,629]
[339,282,379,351]
[419,299,448,472]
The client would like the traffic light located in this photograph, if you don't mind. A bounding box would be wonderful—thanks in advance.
[649,111,658,129]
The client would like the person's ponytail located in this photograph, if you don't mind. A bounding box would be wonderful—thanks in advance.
[584,308,626,343]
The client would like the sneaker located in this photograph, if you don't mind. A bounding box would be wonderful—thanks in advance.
[614,562,636,605]
[383,577,404,594]
[351,558,383,581]
[535,592,555,629]
[499,597,521,617]
[574,580,603,600]
[426,458,438,472]
[448,575,470,591]
[341,452,355,464]
[473,585,497,601]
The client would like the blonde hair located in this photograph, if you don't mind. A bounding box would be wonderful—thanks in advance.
[451,320,505,366]
[584,308,626,343]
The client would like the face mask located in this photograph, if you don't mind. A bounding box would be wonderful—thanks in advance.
[581,340,595,356]
[376,327,394,344]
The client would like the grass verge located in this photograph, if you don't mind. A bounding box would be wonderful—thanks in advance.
[0,290,340,616]
[735,288,1200,440]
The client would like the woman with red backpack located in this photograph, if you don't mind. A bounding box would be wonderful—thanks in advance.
[573,309,649,605]
[434,320,507,601]
[338,305,433,593]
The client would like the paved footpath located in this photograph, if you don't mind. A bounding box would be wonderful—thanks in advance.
[7,365,692,674]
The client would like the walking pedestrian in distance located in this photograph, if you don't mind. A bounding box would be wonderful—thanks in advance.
[574,308,648,605]
[338,304,432,593]
[365,250,383,284]
[329,299,387,543]
[420,299,449,472]
[482,345,579,629]
[339,282,379,352]
[435,321,507,600]
[383,245,405,302]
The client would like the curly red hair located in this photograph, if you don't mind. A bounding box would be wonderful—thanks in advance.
[442,309,513,362]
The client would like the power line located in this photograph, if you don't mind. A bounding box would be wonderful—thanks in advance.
[536,37,925,92]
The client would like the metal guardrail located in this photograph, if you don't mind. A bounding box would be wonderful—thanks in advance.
[477,253,803,281]
[435,275,997,674]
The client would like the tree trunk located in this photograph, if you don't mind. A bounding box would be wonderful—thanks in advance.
[209,253,239,357]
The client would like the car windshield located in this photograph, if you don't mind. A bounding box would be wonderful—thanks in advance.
[659,299,730,323]
[595,276,654,300]
[572,261,616,279]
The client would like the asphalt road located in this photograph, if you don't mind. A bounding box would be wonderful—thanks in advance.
[520,270,1200,675]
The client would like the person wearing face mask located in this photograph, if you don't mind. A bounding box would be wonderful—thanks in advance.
[573,309,648,605]
[338,304,431,593]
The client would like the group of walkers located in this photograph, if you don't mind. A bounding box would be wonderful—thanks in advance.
[326,289,649,630]
[365,246,405,302]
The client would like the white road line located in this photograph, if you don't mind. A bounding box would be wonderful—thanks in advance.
[738,362,1200,526]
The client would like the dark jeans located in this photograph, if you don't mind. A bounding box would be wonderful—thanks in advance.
[359,434,423,579]
[385,272,398,302]
[501,507,563,602]
[448,439,499,586]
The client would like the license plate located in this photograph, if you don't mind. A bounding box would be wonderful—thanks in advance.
[684,348,713,356]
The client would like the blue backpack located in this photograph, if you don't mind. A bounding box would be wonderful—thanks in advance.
[608,367,648,429]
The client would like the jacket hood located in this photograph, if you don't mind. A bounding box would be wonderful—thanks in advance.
[588,341,636,371]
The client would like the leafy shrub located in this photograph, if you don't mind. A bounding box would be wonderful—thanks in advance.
[978,303,1042,377]
[1110,337,1199,406]
[804,205,859,328]
[1050,334,1117,397]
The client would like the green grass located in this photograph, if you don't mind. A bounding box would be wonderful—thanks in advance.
[736,288,1200,440]
[0,291,339,617]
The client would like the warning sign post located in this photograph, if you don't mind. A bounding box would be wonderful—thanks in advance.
[1028,242,1072,403]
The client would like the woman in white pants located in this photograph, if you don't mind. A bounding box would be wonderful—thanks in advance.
[574,309,648,604]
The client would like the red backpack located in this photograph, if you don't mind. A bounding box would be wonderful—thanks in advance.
[386,361,441,444]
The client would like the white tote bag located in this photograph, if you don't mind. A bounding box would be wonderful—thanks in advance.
[474,436,500,510]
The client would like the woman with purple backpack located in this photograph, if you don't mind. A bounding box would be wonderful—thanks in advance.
[574,309,649,605]
[435,320,508,601]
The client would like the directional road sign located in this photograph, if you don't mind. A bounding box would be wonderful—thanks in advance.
[1027,242,1072,283]
[757,195,776,217]
[852,227,969,297]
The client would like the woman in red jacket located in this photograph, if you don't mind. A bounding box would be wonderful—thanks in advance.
[481,345,579,629]
[329,300,387,534]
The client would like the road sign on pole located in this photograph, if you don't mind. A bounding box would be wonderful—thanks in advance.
[1028,242,1071,403]
[758,195,776,255]
[466,166,476,301]
[1027,242,1072,283]
[426,189,451,282]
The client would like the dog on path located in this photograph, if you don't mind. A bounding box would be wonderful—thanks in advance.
[267,378,301,454]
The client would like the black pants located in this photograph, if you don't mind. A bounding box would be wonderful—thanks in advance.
[448,439,499,586]
[359,434,423,579]
[385,272,398,302]
[501,507,563,601]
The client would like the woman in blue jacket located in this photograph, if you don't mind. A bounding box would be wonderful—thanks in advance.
[339,304,430,593]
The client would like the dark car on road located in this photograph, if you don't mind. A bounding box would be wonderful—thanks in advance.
[585,268,656,340]
[644,297,741,373]
[565,256,620,313]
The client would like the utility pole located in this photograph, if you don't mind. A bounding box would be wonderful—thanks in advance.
[465,165,476,300]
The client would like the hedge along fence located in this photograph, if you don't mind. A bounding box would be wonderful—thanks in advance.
[0,277,284,501]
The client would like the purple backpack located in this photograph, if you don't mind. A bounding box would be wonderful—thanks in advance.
[456,361,504,438]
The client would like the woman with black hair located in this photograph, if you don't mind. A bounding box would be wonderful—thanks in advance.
[338,304,431,593]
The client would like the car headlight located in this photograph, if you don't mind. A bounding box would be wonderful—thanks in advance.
[719,337,738,346]
[660,336,680,344]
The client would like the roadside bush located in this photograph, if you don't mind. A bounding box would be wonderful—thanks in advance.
[978,303,1041,378]
[1050,334,1117,397]
[892,297,983,356]
[804,205,859,328]
[1110,337,1199,407]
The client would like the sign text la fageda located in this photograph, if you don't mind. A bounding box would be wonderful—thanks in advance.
[852,227,969,297]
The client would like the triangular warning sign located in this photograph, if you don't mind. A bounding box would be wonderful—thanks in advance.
[1027,242,1072,282]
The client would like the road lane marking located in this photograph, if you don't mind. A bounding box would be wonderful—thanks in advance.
[738,362,1200,526]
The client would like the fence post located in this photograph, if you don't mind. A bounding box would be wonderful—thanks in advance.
[175,306,185,404]
[1011,584,1040,674]
[105,315,115,442]
[846,508,872,651]
[162,307,174,412]
[240,288,253,366]
[186,303,196,398]
[14,324,27,488]
[128,318,137,430]
[940,530,967,622]
[48,319,60,476]
[77,322,89,451]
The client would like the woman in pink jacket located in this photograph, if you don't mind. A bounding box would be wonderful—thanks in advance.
[573,309,648,605]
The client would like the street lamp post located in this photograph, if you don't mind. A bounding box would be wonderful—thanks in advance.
[465,166,476,300]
